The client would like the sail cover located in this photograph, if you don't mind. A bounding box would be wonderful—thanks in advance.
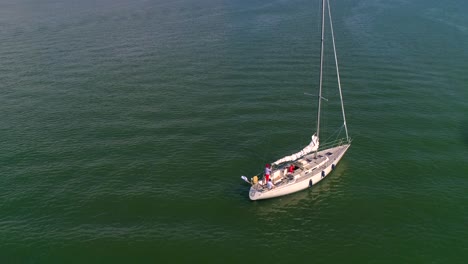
[272,134,319,165]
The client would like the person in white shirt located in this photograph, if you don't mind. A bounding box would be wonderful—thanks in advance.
[267,179,275,189]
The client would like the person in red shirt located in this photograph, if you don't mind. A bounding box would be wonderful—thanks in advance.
[288,164,295,174]
[264,164,271,184]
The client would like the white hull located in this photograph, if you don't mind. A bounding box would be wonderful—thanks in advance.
[249,144,350,201]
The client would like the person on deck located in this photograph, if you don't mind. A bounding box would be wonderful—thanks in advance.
[267,179,275,189]
[264,164,271,184]
[288,164,295,175]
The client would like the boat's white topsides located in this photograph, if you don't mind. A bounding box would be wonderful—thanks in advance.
[249,144,350,200]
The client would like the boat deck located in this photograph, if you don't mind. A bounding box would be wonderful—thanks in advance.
[252,144,349,193]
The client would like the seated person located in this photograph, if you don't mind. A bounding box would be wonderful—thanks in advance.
[267,179,275,189]
[251,176,258,185]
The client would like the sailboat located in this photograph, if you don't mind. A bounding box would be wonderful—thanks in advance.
[242,0,351,201]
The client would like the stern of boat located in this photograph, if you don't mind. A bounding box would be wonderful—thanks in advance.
[249,186,260,200]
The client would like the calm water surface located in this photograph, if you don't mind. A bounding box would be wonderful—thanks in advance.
[0,0,467,262]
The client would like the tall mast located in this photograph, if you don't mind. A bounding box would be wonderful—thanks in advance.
[316,0,326,142]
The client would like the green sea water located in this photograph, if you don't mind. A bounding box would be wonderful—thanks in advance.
[0,0,467,262]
